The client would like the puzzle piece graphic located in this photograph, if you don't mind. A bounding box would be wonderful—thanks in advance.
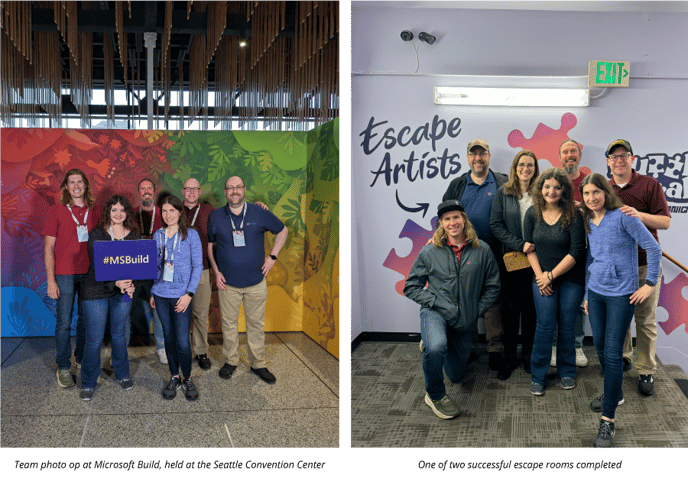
[508,113,590,177]
[658,272,688,335]
[383,217,437,296]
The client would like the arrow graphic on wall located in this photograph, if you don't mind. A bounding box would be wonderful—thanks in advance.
[396,190,429,217]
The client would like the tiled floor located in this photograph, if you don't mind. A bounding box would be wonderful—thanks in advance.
[1,333,338,447]
[351,341,688,447]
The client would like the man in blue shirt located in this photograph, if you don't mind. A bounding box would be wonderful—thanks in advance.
[443,140,508,375]
[207,176,288,383]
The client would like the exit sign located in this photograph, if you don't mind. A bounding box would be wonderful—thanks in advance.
[588,61,630,87]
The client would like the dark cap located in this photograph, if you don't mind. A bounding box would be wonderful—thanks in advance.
[438,200,465,218]
[606,139,633,157]
[467,139,490,152]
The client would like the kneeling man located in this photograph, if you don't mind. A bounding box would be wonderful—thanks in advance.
[404,200,500,419]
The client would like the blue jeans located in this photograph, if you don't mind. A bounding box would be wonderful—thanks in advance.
[420,308,474,400]
[531,281,585,386]
[124,299,165,350]
[551,302,587,348]
[154,295,192,379]
[54,274,86,369]
[588,289,635,419]
[81,294,132,389]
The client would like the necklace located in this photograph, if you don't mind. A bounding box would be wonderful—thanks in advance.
[543,209,562,225]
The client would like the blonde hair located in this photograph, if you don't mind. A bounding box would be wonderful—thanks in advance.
[431,211,480,248]
[59,169,94,208]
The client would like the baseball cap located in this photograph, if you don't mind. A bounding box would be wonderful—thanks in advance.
[438,200,465,218]
[606,139,633,157]
[467,139,490,152]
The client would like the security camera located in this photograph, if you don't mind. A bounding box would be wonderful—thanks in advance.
[400,30,413,41]
[418,32,436,45]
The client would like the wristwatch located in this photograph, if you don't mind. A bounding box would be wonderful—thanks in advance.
[644,280,655,287]
[269,254,277,260]
[186,292,195,297]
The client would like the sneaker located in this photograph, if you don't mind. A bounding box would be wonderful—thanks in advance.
[251,367,277,384]
[157,348,168,365]
[593,419,615,448]
[488,352,502,371]
[118,378,134,390]
[575,347,588,367]
[219,363,237,379]
[56,369,75,388]
[162,376,181,399]
[638,375,654,396]
[623,358,632,372]
[80,387,95,401]
[195,354,211,370]
[424,393,459,419]
[530,382,545,396]
[590,392,625,412]
[182,378,199,401]
[497,356,520,380]
[550,346,557,367]
[561,377,576,390]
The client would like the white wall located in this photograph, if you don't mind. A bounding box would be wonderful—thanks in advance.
[351,3,688,372]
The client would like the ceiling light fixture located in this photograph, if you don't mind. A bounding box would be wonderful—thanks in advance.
[433,86,590,107]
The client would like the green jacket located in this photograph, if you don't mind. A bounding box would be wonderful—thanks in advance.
[403,239,500,331]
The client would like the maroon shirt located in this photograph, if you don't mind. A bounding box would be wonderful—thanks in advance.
[135,206,162,239]
[184,202,213,270]
[571,173,584,203]
[42,203,97,275]
[609,169,670,266]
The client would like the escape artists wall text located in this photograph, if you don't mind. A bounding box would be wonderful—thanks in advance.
[359,115,463,187]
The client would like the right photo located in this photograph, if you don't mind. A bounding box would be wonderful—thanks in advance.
[351,1,688,448]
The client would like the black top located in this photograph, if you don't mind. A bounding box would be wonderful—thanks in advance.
[80,227,142,300]
[523,207,586,286]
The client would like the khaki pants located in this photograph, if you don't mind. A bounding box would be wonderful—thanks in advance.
[218,279,267,369]
[623,265,662,375]
[190,269,211,356]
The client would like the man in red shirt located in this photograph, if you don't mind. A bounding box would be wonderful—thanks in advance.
[606,139,671,396]
[43,169,97,388]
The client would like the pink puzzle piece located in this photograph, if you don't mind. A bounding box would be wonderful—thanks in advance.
[383,217,437,296]
[658,272,688,335]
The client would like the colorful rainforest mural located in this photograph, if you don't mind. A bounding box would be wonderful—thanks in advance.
[1,120,339,358]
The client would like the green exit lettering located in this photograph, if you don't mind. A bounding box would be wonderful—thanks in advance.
[596,62,626,85]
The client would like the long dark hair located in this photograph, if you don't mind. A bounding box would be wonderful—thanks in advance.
[99,195,139,233]
[503,150,540,198]
[59,168,95,208]
[532,167,577,230]
[159,194,189,240]
[579,173,624,233]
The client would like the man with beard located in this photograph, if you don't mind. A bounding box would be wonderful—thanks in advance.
[207,176,288,384]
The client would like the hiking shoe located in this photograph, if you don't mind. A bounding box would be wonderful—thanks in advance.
[561,377,576,390]
[57,369,75,388]
[195,354,211,370]
[550,346,557,367]
[424,393,459,419]
[590,392,625,412]
[219,363,237,379]
[162,376,181,399]
[593,419,615,448]
[157,348,168,365]
[182,378,199,401]
[530,382,545,396]
[251,367,277,384]
[638,375,654,396]
[80,388,95,401]
[118,378,134,390]
[575,347,588,367]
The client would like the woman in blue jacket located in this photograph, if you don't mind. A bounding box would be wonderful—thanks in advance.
[151,195,203,401]
[580,173,661,448]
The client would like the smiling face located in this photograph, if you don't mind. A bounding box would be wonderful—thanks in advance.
[182,178,201,206]
[606,146,634,179]
[161,203,181,227]
[109,202,127,226]
[66,173,86,203]
[440,210,465,243]
[138,180,155,207]
[582,183,606,215]
[224,176,246,208]
[559,141,581,177]
[542,177,563,206]
[467,148,490,178]
[516,155,537,184]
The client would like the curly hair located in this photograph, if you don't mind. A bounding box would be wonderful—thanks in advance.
[579,173,624,233]
[503,150,540,198]
[431,210,480,248]
[99,194,140,233]
[532,167,577,230]
[59,169,95,208]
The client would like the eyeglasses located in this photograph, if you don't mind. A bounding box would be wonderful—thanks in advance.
[517,163,535,169]
[468,152,489,158]
[225,185,245,191]
[608,153,631,161]
[182,187,201,192]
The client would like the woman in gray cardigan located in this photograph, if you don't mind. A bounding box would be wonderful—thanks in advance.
[489,150,540,378]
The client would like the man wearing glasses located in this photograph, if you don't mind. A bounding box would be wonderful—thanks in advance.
[207,176,288,384]
[607,139,671,397]
[442,140,508,373]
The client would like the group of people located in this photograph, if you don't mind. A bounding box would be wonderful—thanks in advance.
[43,171,288,402]
[404,138,670,448]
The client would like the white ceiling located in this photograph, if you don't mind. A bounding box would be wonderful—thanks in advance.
[353,1,688,13]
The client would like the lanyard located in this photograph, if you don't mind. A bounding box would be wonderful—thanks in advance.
[139,206,156,236]
[67,204,89,226]
[162,228,181,264]
[230,203,247,231]
[108,226,126,241]
[188,205,200,227]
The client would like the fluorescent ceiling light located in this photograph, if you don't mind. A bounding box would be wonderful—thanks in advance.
[434,86,590,107]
